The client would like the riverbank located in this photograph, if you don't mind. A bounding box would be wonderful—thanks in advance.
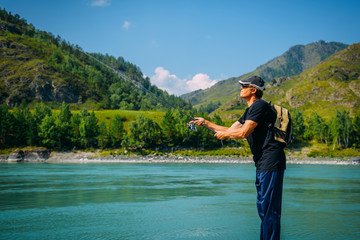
[2,149,359,165]
[47,153,254,164]
[48,152,360,165]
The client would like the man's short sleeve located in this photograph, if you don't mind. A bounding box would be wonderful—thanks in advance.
[246,100,268,124]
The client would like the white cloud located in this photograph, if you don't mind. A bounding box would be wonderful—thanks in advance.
[91,0,111,7]
[150,67,186,95]
[186,73,217,92]
[149,67,217,96]
[122,21,131,30]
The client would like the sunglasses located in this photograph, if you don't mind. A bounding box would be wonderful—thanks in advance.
[240,84,251,88]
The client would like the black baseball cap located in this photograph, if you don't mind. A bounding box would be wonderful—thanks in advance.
[239,76,265,91]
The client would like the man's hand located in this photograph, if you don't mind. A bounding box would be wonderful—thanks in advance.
[214,131,229,140]
[189,117,205,127]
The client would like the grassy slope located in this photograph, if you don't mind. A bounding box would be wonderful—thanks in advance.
[264,43,360,118]
[0,32,86,104]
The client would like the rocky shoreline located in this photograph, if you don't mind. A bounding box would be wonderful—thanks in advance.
[1,149,360,165]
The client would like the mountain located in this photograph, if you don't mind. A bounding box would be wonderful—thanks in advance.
[0,9,190,110]
[216,42,360,121]
[181,41,348,109]
[263,42,360,117]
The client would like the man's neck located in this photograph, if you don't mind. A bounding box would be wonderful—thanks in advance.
[245,96,259,107]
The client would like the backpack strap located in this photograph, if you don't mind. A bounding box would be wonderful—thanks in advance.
[266,101,274,128]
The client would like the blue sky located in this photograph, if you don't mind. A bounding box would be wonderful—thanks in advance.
[1,0,359,95]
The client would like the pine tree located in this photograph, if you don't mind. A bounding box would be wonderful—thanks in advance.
[109,115,125,148]
[39,115,59,148]
[79,110,98,149]
[0,104,14,147]
[12,102,36,146]
[56,102,73,149]
[123,115,161,148]
[70,113,81,149]
[33,102,52,123]
[161,109,177,147]
[98,121,109,149]
[292,110,305,140]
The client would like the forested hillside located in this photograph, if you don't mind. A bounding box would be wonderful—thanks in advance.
[181,41,348,110]
[0,9,190,110]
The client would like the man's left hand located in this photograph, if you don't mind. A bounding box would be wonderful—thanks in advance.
[214,131,228,140]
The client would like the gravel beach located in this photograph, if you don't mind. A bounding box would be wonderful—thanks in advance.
[2,150,359,165]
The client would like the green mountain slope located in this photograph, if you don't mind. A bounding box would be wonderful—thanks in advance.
[264,42,360,118]
[216,42,360,121]
[256,40,348,81]
[0,9,190,110]
[181,41,348,109]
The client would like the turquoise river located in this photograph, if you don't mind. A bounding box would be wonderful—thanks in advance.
[0,163,359,240]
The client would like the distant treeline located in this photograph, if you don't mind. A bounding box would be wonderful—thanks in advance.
[198,101,222,114]
[1,102,359,151]
[292,110,360,149]
[0,102,228,150]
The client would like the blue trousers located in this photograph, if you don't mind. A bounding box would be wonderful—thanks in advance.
[255,170,284,240]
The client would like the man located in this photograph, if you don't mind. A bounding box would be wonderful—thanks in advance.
[189,76,286,240]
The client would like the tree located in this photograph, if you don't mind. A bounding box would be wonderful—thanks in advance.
[49,50,62,65]
[212,113,224,126]
[33,102,52,123]
[109,115,125,148]
[58,102,72,122]
[292,110,305,140]
[161,109,178,147]
[343,112,353,148]
[98,122,109,149]
[12,102,37,146]
[197,112,218,149]
[173,111,194,147]
[172,110,204,148]
[39,115,59,148]
[56,102,73,149]
[79,110,99,148]
[308,112,327,143]
[330,110,352,148]
[23,105,37,146]
[70,113,81,148]
[0,104,14,147]
[122,115,162,148]
[352,114,360,148]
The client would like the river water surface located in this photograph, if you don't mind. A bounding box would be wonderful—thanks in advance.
[0,163,359,240]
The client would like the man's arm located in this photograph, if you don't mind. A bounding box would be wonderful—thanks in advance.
[189,117,252,140]
[215,120,258,140]
[229,121,243,130]
[189,117,229,132]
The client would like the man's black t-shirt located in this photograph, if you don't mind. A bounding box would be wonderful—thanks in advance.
[238,99,286,173]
